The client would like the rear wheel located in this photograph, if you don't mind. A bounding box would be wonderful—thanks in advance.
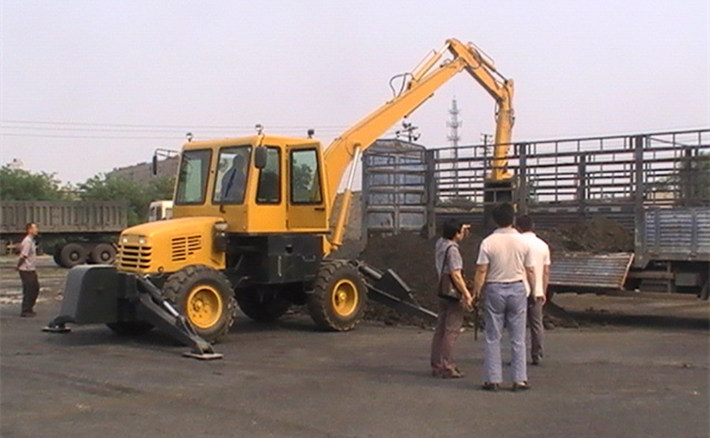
[236,286,291,322]
[163,265,236,342]
[90,243,117,264]
[307,260,367,331]
[59,243,87,268]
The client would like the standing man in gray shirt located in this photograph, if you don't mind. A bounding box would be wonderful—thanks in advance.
[471,204,536,391]
[16,222,40,317]
[430,219,474,378]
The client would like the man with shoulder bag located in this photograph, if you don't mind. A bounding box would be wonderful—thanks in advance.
[430,219,474,379]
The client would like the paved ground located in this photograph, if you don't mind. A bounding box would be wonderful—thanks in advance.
[1,257,708,438]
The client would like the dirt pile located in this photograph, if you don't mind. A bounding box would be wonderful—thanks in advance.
[538,217,634,253]
[359,231,485,327]
[357,216,633,327]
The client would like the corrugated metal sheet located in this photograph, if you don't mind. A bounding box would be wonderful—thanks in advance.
[643,207,710,261]
[550,252,634,289]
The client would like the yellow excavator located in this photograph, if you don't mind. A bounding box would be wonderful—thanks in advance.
[46,38,514,358]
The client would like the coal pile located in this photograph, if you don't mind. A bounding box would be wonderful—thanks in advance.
[356,216,633,328]
[359,231,485,327]
[538,217,634,253]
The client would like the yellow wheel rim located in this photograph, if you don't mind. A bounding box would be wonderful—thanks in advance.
[331,279,359,317]
[186,285,223,329]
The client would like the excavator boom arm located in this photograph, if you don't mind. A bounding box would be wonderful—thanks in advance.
[324,38,514,250]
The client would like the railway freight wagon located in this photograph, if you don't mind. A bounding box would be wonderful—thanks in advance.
[0,201,128,267]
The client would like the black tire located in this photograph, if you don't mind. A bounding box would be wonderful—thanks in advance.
[700,280,709,301]
[59,243,88,268]
[307,260,367,331]
[163,265,236,342]
[52,249,62,267]
[90,243,117,264]
[236,286,291,322]
[106,321,154,336]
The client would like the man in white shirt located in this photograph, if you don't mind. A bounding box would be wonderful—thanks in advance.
[472,203,536,391]
[517,215,551,366]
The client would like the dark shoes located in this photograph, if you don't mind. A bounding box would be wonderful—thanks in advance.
[482,382,500,391]
[20,311,36,318]
[512,381,530,392]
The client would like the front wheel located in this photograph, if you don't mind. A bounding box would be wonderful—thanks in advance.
[307,260,367,331]
[163,265,236,342]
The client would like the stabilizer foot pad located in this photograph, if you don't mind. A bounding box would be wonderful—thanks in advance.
[182,352,223,360]
[42,325,71,333]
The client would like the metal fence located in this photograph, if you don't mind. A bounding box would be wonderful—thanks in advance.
[434,129,709,208]
[362,128,709,236]
[432,128,710,232]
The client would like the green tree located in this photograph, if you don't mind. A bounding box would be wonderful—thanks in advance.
[679,152,709,205]
[79,174,175,225]
[660,151,710,206]
[0,166,70,200]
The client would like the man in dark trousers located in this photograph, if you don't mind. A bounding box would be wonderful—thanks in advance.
[16,222,40,317]
[517,214,551,365]
[430,219,473,378]
[471,203,536,391]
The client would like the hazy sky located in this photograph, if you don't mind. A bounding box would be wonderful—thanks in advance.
[1,0,708,184]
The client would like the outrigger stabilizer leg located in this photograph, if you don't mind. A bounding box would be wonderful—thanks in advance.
[134,276,223,360]
[43,265,221,360]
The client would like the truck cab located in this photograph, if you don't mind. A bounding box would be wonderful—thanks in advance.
[148,200,173,222]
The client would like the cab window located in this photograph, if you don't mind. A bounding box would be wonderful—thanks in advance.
[213,146,252,204]
[256,147,281,204]
[290,149,322,204]
[175,149,211,205]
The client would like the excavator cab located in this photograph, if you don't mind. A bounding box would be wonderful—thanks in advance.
[171,135,330,234]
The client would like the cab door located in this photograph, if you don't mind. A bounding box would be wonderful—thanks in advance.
[286,145,328,231]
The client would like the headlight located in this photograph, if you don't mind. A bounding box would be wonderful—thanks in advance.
[138,236,147,245]
[214,222,228,232]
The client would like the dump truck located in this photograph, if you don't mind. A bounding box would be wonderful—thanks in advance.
[46,38,515,358]
[0,201,127,267]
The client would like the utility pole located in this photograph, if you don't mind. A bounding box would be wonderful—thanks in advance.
[447,97,462,196]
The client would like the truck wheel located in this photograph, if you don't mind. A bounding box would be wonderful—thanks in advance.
[106,321,154,336]
[59,243,88,268]
[163,265,236,342]
[236,287,291,322]
[307,260,367,331]
[52,249,62,267]
[90,243,117,264]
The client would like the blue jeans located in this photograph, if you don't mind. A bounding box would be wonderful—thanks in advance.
[482,282,528,383]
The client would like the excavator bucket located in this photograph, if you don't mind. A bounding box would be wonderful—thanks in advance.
[356,261,437,324]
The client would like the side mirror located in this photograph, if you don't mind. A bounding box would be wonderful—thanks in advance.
[152,154,158,175]
[254,147,268,169]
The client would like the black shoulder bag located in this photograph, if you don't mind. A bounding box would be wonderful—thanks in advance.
[437,245,462,300]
